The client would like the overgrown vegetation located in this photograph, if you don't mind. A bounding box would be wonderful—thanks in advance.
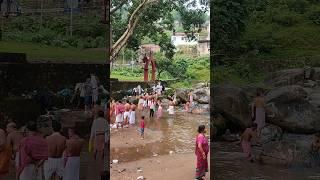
[212,0,320,85]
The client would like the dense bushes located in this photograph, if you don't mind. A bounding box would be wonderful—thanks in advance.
[4,14,106,48]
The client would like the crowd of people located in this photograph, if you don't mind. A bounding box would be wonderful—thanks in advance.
[0,107,109,180]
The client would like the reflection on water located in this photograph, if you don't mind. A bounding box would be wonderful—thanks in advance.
[111,110,210,162]
[212,142,320,180]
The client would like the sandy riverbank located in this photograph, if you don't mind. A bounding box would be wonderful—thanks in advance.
[111,153,210,180]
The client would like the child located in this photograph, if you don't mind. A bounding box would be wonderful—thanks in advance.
[149,99,155,118]
[140,116,145,139]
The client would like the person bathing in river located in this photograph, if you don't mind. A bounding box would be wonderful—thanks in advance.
[185,101,190,112]
[240,123,258,162]
[195,125,209,180]
[149,98,156,118]
[251,89,266,137]
[167,97,175,115]
[156,100,163,119]
[6,122,23,180]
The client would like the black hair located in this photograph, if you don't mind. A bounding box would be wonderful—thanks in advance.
[27,121,37,132]
[198,125,205,133]
[141,116,145,119]
[98,110,104,118]
[252,123,258,128]
[126,100,130,103]
[118,100,122,103]
[52,120,62,132]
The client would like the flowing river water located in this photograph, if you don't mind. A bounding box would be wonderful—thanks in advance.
[212,141,320,180]
[110,109,210,163]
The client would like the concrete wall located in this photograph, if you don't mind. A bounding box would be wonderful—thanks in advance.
[0,62,109,96]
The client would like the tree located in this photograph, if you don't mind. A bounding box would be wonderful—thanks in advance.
[111,0,209,61]
[211,0,251,57]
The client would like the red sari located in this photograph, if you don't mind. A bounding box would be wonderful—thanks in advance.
[195,134,209,179]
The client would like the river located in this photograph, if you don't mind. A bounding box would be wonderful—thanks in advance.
[212,141,320,180]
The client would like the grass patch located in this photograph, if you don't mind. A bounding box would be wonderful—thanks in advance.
[0,41,107,63]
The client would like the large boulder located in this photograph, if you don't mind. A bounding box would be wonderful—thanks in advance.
[213,85,251,129]
[192,87,210,104]
[260,124,283,144]
[260,133,313,166]
[266,85,320,133]
[175,88,191,103]
[265,68,304,87]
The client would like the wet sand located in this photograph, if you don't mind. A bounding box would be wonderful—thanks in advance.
[111,153,210,180]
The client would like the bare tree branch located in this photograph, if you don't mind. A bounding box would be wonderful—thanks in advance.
[111,0,158,61]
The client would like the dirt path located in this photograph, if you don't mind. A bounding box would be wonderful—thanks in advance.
[110,153,210,180]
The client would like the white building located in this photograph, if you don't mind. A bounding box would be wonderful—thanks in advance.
[171,32,199,47]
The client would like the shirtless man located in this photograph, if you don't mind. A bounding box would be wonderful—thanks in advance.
[129,102,136,125]
[240,123,257,162]
[63,128,84,180]
[124,100,131,127]
[44,121,66,180]
[6,122,23,179]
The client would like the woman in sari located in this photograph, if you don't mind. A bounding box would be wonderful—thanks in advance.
[252,89,266,137]
[195,125,209,180]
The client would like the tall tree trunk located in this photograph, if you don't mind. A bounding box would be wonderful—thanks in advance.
[110,0,158,62]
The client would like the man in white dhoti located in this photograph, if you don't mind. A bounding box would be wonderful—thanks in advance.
[124,100,131,128]
[156,82,162,95]
[63,128,84,180]
[44,121,66,180]
[129,103,136,125]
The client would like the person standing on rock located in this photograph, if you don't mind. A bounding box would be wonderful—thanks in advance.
[6,122,23,180]
[44,121,66,180]
[240,123,257,162]
[252,89,266,137]
[195,125,209,180]
[18,121,48,180]
[63,128,84,180]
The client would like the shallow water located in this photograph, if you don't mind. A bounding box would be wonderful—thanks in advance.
[212,142,320,180]
[110,109,210,162]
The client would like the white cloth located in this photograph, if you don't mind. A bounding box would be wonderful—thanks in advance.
[63,156,80,180]
[15,152,19,169]
[90,75,98,89]
[90,117,108,141]
[75,83,85,97]
[167,106,175,115]
[19,164,43,180]
[129,111,136,124]
[115,114,123,123]
[156,85,162,94]
[44,157,64,180]
[124,111,130,120]
[92,88,98,103]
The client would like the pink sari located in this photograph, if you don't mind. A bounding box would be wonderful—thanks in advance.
[195,134,209,179]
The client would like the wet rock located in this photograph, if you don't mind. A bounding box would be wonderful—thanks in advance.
[192,88,210,104]
[212,113,227,135]
[260,124,283,144]
[213,85,251,129]
[221,129,240,142]
[265,68,304,87]
[266,85,320,133]
[176,88,191,103]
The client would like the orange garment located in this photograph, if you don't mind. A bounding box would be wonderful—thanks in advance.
[0,144,12,175]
